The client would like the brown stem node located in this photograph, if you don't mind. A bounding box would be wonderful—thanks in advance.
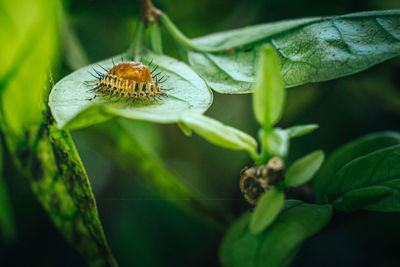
[137,0,162,24]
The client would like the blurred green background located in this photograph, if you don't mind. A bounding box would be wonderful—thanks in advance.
[1,0,400,266]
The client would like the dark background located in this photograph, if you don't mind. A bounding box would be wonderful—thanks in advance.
[1,0,400,266]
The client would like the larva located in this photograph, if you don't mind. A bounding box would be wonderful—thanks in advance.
[87,59,168,102]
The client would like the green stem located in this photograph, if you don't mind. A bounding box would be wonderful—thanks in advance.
[255,128,269,165]
[86,119,230,228]
[160,14,220,53]
[60,7,90,69]
[150,23,163,53]
[248,148,261,164]
[129,21,146,56]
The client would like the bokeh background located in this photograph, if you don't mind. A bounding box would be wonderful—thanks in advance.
[1,0,400,266]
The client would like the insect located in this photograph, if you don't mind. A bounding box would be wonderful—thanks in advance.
[87,58,169,102]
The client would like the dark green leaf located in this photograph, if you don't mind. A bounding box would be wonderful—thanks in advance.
[313,131,400,203]
[49,51,212,130]
[285,150,325,187]
[220,212,251,267]
[2,122,118,266]
[252,45,285,127]
[40,124,118,266]
[186,10,400,93]
[328,144,400,212]
[249,187,285,234]
[286,124,319,138]
[220,201,332,267]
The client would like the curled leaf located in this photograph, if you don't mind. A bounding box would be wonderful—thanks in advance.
[180,113,258,157]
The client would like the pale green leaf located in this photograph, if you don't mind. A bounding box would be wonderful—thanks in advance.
[285,150,325,187]
[252,45,285,127]
[49,51,212,129]
[249,187,285,234]
[286,124,319,138]
[180,113,257,155]
[0,0,59,136]
[260,128,289,158]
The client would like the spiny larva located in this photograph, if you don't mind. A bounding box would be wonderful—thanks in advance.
[87,58,170,102]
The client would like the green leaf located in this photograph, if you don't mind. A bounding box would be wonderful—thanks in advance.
[0,1,117,264]
[2,122,118,266]
[220,212,251,267]
[286,124,319,138]
[285,150,325,187]
[180,113,258,157]
[0,0,59,136]
[327,144,400,212]
[252,45,285,127]
[313,131,400,203]
[249,188,285,234]
[220,201,332,267]
[0,136,17,243]
[40,124,118,266]
[185,10,400,93]
[49,51,212,130]
[260,128,289,159]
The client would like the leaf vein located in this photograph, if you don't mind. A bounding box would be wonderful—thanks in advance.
[270,38,319,69]
[366,147,397,184]
[330,19,355,56]
[375,17,400,42]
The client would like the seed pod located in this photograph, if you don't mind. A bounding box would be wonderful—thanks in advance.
[240,157,284,205]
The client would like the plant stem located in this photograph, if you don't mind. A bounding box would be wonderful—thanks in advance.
[160,14,220,53]
[248,148,260,163]
[136,0,218,53]
[129,20,146,56]
[150,23,163,53]
[86,119,230,228]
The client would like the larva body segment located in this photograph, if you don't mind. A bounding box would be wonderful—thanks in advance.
[91,61,164,101]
